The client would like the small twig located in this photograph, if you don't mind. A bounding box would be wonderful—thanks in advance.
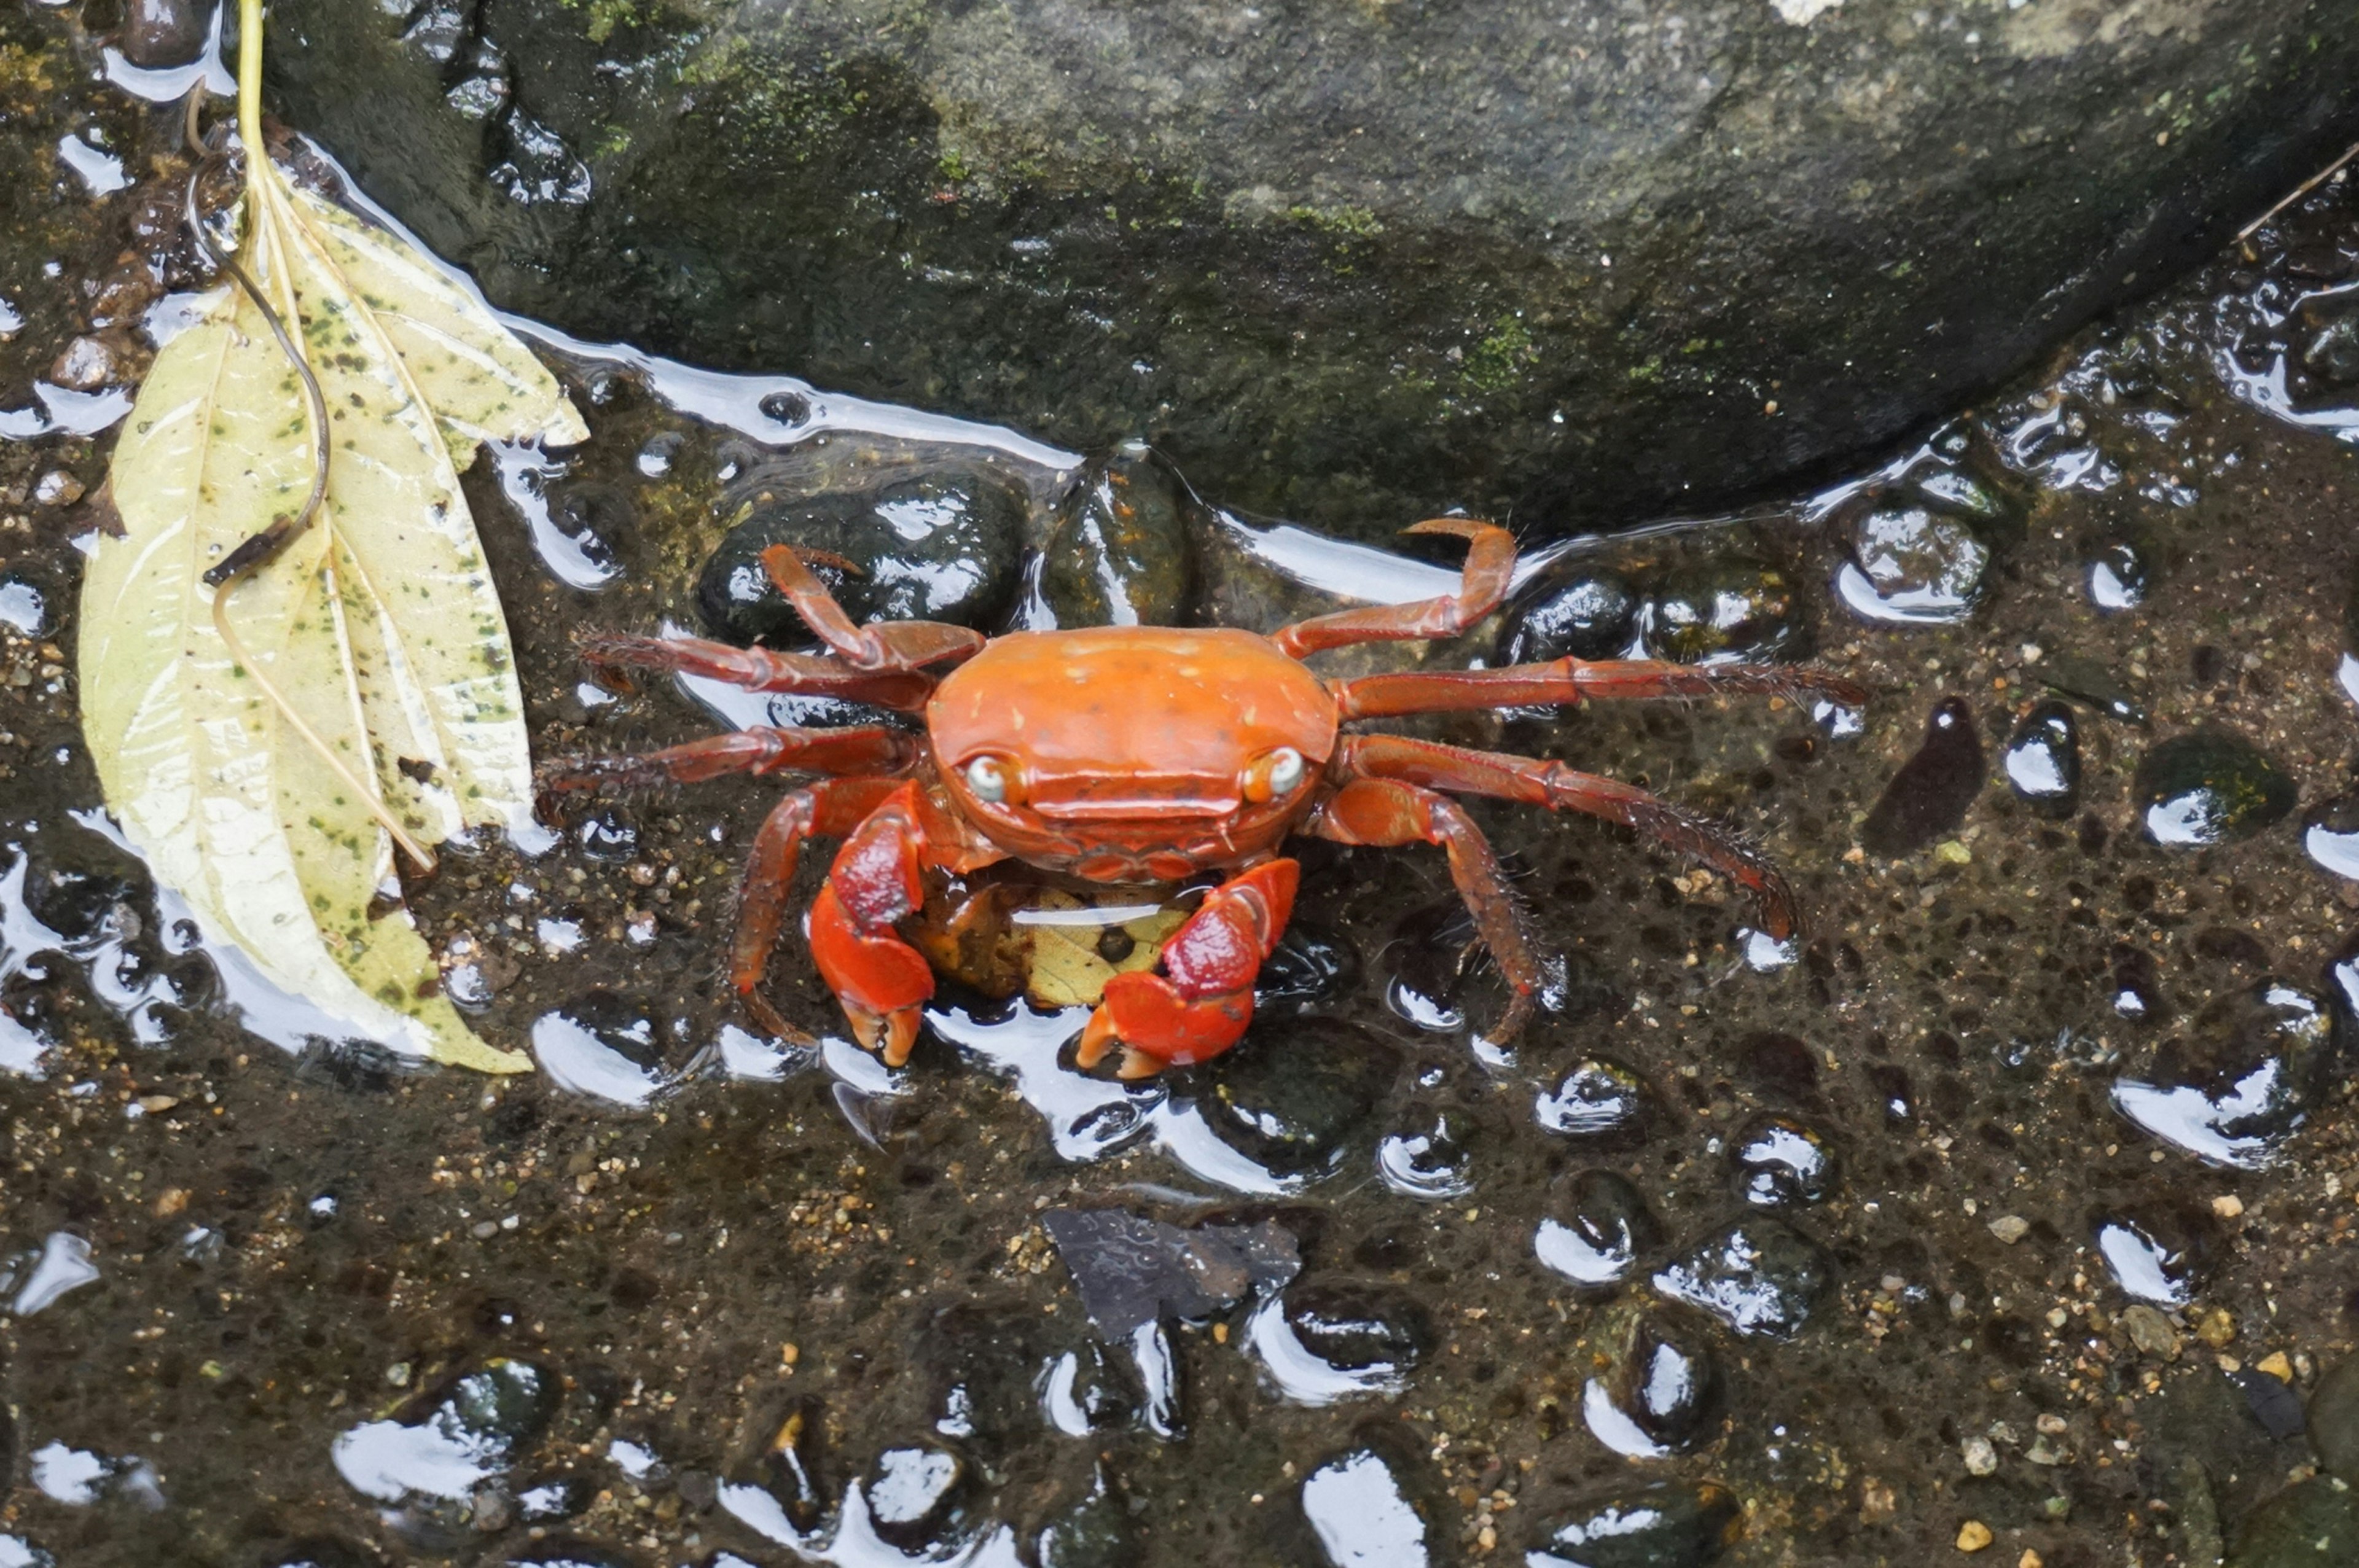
[2237,141,2359,245]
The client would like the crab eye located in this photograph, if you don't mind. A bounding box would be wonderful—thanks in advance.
[1243,746,1309,804]
[964,755,1020,805]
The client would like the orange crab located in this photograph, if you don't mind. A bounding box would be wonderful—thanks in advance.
[551,521,1866,1078]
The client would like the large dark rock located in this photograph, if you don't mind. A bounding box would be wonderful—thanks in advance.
[265,0,2359,539]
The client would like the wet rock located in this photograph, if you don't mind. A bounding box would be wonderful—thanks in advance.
[920,1307,1053,1447]
[2093,1208,2213,1306]
[2042,651,2150,726]
[2087,537,2152,612]
[866,1443,966,1551]
[529,991,679,1108]
[1651,1219,1832,1341]
[1587,1313,1722,1456]
[1039,1208,1300,1336]
[1638,560,1805,665]
[2003,700,2082,819]
[1833,499,1992,625]
[1736,1031,1819,1104]
[1860,697,1984,856]
[1730,1116,1836,1207]
[1300,1446,1434,1568]
[2301,304,2359,386]
[1207,1019,1396,1174]
[2308,1356,2359,1484]
[47,335,127,392]
[0,572,51,638]
[1381,900,1479,1031]
[1376,1108,1476,1200]
[509,1542,633,1568]
[1281,1284,1431,1376]
[1528,1480,1741,1568]
[2112,981,2335,1168]
[1035,1467,1135,1568]
[1039,1340,1138,1436]
[2234,1368,2307,1440]
[2134,730,2296,847]
[696,466,1026,644]
[2228,1476,2359,1567]
[117,0,208,68]
[442,1360,561,1454]
[1535,1058,1654,1144]
[2119,1304,2182,1361]
[2302,792,2359,880]
[1036,441,1193,628]
[1255,922,1361,1015]
[1534,1169,1661,1291]
[1500,564,1640,666]
[278,0,2359,541]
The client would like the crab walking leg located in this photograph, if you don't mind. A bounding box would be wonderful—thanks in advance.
[732,776,907,1043]
[577,630,942,712]
[1271,519,1517,660]
[1078,859,1300,1080]
[757,545,988,672]
[1331,657,1872,721]
[540,725,919,794]
[1307,778,1540,1045]
[1337,733,1801,939]
[807,781,942,1067]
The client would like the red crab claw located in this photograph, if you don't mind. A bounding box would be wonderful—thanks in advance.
[807,792,935,1067]
[1077,859,1297,1080]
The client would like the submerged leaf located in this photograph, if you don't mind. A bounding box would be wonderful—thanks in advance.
[1023,890,1185,1011]
[80,135,581,1072]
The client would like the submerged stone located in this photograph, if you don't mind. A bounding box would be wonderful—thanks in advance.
[1730,1116,1836,1208]
[1640,560,1805,664]
[2092,1207,2214,1307]
[1376,1107,1476,1200]
[2111,981,2335,1168]
[1207,1020,1396,1174]
[866,1443,965,1550]
[2003,700,2083,819]
[2227,1475,2359,1567]
[1501,565,1641,665]
[1834,500,1990,625]
[2087,537,2152,611]
[1651,1219,1832,1341]
[1535,1169,1661,1292]
[1528,1480,1742,1568]
[1301,1446,1433,1568]
[1535,1059,1654,1144]
[1035,1467,1135,1568]
[1036,440,1194,628]
[696,466,1026,644]
[1586,1311,1722,1456]
[2302,792,2359,880]
[2308,1356,2359,1484]
[1861,696,1984,856]
[1281,1284,1432,1376]
[1039,1209,1300,1336]
[2134,730,2296,847]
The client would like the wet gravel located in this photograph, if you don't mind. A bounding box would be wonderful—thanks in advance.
[10,8,2359,1567]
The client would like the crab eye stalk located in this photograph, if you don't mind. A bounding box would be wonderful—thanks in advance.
[1243,746,1309,804]
[964,755,1021,805]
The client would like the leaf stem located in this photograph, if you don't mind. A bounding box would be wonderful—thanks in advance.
[178,0,439,876]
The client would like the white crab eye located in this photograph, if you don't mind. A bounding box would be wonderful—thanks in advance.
[1267,747,1306,796]
[964,756,1009,803]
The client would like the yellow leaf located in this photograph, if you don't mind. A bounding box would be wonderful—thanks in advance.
[80,72,579,1074]
[1022,889,1185,1011]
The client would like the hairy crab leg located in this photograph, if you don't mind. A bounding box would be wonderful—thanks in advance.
[807,782,942,1067]
[1331,657,1871,721]
[1307,776,1538,1046]
[576,630,941,712]
[1076,859,1299,1080]
[1270,519,1517,660]
[1335,732,1800,940]
[732,776,907,1043]
[539,725,919,795]
[757,545,988,672]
